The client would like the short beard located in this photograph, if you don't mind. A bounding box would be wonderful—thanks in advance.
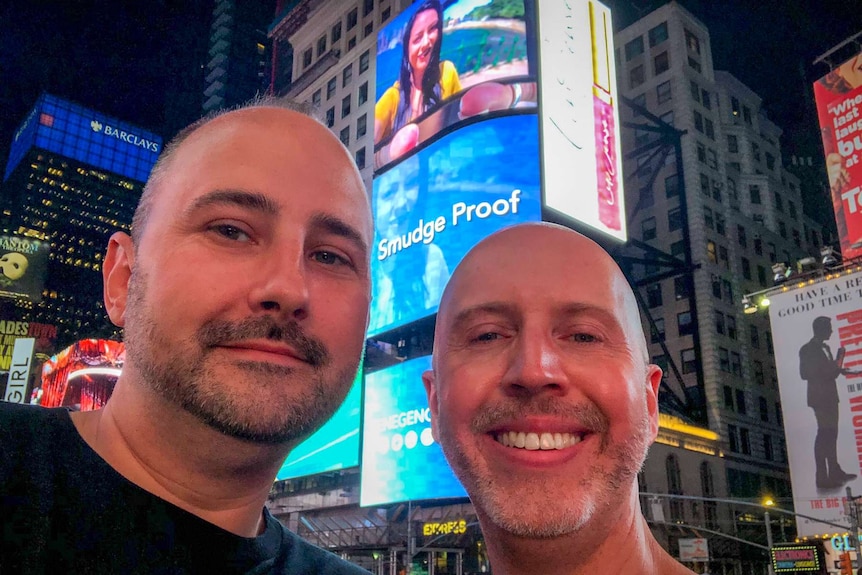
[123,267,358,445]
[438,397,651,538]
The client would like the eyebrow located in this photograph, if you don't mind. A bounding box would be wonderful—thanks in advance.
[310,212,369,261]
[185,189,280,217]
[448,302,516,334]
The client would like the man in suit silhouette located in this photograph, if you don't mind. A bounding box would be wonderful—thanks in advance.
[799,316,857,489]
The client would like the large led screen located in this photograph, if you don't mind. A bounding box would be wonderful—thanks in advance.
[360,355,466,506]
[0,235,50,303]
[373,0,537,173]
[814,48,862,260]
[536,0,626,241]
[39,339,124,410]
[276,369,362,480]
[369,113,542,337]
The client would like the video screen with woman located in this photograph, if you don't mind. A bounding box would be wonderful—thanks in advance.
[373,0,537,172]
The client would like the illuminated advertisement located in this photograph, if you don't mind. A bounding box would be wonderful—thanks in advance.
[369,113,541,337]
[536,0,626,241]
[373,0,537,172]
[768,271,862,536]
[360,356,466,506]
[39,339,124,411]
[0,320,56,376]
[4,93,162,183]
[814,49,862,260]
[770,544,822,573]
[276,369,362,480]
[0,235,50,302]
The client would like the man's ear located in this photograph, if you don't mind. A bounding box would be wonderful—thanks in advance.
[422,368,439,442]
[645,363,663,441]
[103,232,135,328]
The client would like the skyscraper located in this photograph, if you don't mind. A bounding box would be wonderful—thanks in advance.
[0,94,162,354]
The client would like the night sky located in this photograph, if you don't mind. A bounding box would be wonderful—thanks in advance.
[0,0,858,181]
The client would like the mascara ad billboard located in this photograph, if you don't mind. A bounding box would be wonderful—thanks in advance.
[369,113,541,337]
[814,49,862,261]
[360,355,466,506]
[373,0,537,172]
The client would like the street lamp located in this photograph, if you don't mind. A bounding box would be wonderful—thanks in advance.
[764,497,775,575]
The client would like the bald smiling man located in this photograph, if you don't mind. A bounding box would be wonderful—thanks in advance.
[423,223,694,575]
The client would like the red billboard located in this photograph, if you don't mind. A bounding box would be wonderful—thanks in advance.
[37,339,124,410]
[814,49,862,260]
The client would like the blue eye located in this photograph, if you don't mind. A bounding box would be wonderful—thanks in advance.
[313,250,351,267]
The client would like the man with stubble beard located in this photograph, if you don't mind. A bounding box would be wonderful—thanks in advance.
[0,98,372,574]
[423,223,694,575]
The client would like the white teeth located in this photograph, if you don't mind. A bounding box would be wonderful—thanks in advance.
[495,431,583,450]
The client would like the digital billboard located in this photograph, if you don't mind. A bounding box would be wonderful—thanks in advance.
[276,368,362,481]
[814,49,862,260]
[360,356,466,506]
[0,319,56,376]
[4,93,162,183]
[768,271,862,536]
[369,113,542,337]
[39,339,124,410]
[0,235,50,303]
[373,0,537,173]
[536,0,626,241]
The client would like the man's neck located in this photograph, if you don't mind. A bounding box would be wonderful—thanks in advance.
[71,379,291,537]
[478,494,694,575]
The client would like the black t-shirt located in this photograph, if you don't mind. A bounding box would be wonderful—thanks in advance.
[0,402,369,574]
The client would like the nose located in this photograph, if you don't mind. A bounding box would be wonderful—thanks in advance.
[500,331,568,398]
[247,248,310,321]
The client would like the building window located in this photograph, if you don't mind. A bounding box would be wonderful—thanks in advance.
[694,110,704,133]
[705,119,715,140]
[629,65,645,89]
[750,325,760,348]
[625,36,644,60]
[325,107,335,127]
[681,348,697,373]
[723,385,734,409]
[752,142,761,161]
[715,213,725,235]
[775,401,783,426]
[707,149,717,169]
[665,174,679,197]
[651,318,665,343]
[668,207,682,231]
[678,311,693,336]
[671,240,685,257]
[763,434,774,460]
[719,347,730,372]
[657,80,671,104]
[358,81,368,105]
[789,200,798,220]
[737,224,747,247]
[654,51,670,75]
[364,22,373,38]
[741,257,752,280]
[355,147,366,169]
[759,396,769,422]
[700,173,710,196]
[715,312,726,335]
[701,90,712,109]
[766,152,776,170]
[642,216,656,241]
[721,278,733,301]
[316,35,327,57]
[341,95,351,118]
[356,114,367,138]
[327,77,337,100]
[312,89,322,107]
[646,284,662,308]
[347,8,358,30]
[731,97,741,117]
[757,264,767,287]
[342,63,353,87]
[339,126,350,146]
[690,79,701,102]
[728,424,739,452]
[381,6,391,22]
[347,36,356,51]
[332,21,343,43]
[363,0,374,17]
[778,220,787,238]
[675,276,691,300]
[685,29,701,54]
[302,48,312,68]
[706,240,717,263]
[749,184,761,204]
[727,134,738,153]
[753,360,765,385]
[359,50,370,73]
[730,351,742,376]
[740,427,751,455]
[704,206,714,229]
[743,106,752,125]
[701,463,718,528]
[666,455,684,520]
[726,315,737,340]
[735,388,747,414]
[697,142,706,163]
[688,56,702,73]
[648,21,668,46]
